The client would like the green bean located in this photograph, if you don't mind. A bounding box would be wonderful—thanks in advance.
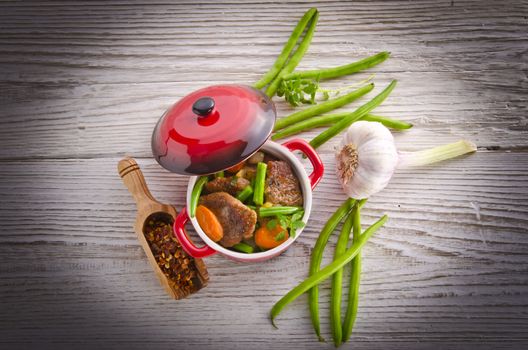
[330,207,355,346]
[253,8,318,89]
[231,242,255,254]
[259,206,303,217]
[309,80,397,150]
[236,185,254,203]
[342,200,365,342]
[308,198,356,341]
[189,176,208,217]
[361,114,413,130]
[274,83,374,131]
[271,214,388,327]
[272,113,348,140]
[283,51,390,81]
[253,162,267,206]
[247,204,257,211]
[215,170,224,178]
[265,11,319,98]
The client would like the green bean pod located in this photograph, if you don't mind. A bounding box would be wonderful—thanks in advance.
[253,162,267,206]
[309,80,397,150]
[330,207,355,346]
[274,83,374,131]
[190,176,209,217]
[254,8,318,89]
[271,214,388,327]
[283,51,390,81]
[361,114,413,130]
[236,185,254,203]
[259,206,303,217]
[308,198,356,341]
[231,242,255,254]
[342,201,365,342]
[271,113,347,140]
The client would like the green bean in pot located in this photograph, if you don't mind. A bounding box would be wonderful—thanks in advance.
[231,242,255,254]
[236,185,254,203]
[190,176,209,218]
[259,206,303,217]
[253,162,267,206]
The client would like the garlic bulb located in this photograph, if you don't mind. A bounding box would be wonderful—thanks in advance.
[336,121,476,199]
[336,121,398,199]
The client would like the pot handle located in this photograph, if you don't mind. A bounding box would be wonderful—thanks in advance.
[282,139,324,190]
[173,207,217,258]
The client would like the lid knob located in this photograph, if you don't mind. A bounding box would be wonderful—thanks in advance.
[192,97,215,117]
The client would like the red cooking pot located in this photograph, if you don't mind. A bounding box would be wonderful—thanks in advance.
[151,84,324,262]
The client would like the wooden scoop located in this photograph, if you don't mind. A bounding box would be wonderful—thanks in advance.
[118,157,208,299]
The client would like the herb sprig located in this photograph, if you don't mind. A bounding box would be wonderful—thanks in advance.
[277,75,376,107]
[267,212,306,240]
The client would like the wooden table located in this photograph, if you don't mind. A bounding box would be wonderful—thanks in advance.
[1,1,527,349]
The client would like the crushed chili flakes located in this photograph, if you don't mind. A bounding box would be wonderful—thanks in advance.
[143,214,200,294]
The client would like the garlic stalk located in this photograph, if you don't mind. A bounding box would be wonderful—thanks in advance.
[336,121,477,199]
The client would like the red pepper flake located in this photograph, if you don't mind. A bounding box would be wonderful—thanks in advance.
[143,214,199,293]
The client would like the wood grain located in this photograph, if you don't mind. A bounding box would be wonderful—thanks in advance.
[0,0,527,349]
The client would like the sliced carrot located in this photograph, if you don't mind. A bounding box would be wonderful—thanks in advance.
[255,224,289,250]
[196,205,224,242]
[226,161,245,174]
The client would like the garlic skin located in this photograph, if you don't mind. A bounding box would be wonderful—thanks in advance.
[336,121,399,199]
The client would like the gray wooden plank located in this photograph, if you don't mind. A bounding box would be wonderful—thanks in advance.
[0,152,527,348]
[0,0,526,158]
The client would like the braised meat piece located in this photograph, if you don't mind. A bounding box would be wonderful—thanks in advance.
[199,192,257,247]
[265,161,303,206]
[205,176,250,196]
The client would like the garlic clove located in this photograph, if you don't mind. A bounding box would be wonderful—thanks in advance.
[349,162,393,199]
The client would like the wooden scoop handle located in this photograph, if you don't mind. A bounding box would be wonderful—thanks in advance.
[118,158,158,208]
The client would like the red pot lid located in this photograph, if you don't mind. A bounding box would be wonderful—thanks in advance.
[151,84,276,175]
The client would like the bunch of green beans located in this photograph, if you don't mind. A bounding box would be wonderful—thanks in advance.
[265,12,319,98]
[254,8,318,90]
[270,213,388,327]
[308,198,356,341]
[330,199,366,346]
[309,80,397,150]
